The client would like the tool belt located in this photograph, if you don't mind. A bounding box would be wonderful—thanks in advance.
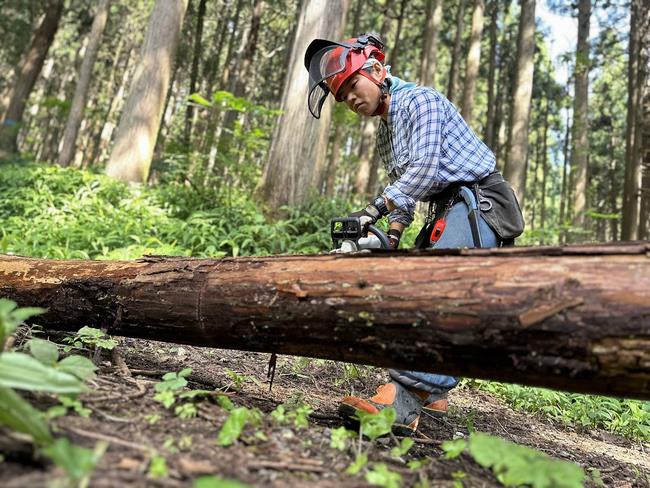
[414,171,525,249]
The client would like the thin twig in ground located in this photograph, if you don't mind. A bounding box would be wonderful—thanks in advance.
[87,406,134,423]
[85,378,147,403]
[247,460,327,473]
[62,426,151,452]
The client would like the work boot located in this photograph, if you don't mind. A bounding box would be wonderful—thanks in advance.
[419,391,450,417]
[339,381,425,435]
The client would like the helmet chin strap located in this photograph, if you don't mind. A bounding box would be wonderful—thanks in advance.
[358,69,391,117]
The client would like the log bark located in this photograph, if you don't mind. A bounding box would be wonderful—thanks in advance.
[1,244,649,400]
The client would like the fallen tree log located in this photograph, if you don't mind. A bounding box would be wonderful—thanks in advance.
[1,242,649,399]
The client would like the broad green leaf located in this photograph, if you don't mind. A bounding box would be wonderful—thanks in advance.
[188,93,213,107]
[193,475,252,488]
[0,352,86,393]
[76,326,103,338]
[357,407,396,440]
[57,355,97,381]
[390,437,414,457]
[27,338,59,365]
[148,453,168,478]
[0,386,52,445]
[441,438,467,459]
[330,426,355,451]
[217,407,250,447]
[153,390,176,408]
[217,394,235,412]
[42,438,106,481]
[345,452,368,475]
[365,463,402,488]
[468,433,585,488]
[178,389,213,399]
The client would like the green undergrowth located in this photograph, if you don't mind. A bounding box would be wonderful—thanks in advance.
[0,162,420,259]
[464,380,650,443]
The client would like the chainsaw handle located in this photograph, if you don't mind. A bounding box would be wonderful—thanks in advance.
[367,224,391,249]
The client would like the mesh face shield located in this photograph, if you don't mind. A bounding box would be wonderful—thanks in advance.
[304,35,386,119]
[306,41,352,119]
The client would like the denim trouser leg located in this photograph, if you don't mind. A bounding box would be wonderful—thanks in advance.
[393,200,499,394]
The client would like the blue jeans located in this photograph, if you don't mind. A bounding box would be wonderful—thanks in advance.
[395,200,499,394]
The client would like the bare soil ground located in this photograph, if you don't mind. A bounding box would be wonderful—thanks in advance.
[1,338,648,487]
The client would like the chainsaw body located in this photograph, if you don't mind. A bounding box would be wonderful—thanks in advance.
[330,217,390,253]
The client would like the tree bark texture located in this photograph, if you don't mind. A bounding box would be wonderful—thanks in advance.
[0,0,64,158]
[1,244,650,400]
[58,0,112,167]
[503,0,536,205]
[105,0,188,183]
[419,0,442,87]
[184,0,208,147]
[389,0,408,73]
[447,0,466,105]
[257,0,348,214]
[622,0,643,240]
[483,0,499,149]
[460,0,484,127]
[570,0,591,235]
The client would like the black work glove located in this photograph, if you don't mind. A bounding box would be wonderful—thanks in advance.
[350,195,389,231]
[387,228,402,249]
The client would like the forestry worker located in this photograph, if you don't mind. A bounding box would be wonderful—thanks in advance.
[304,33,525,434]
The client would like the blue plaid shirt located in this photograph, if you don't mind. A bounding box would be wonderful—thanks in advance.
[377,86,496,226]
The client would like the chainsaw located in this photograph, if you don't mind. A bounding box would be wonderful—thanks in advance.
[330,217,391,253]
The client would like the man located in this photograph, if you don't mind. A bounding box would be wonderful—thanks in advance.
[304,34,524,434]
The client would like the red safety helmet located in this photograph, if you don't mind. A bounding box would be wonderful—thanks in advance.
[304,34,386,119]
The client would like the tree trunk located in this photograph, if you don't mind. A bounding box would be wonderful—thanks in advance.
[484,0,499,149]
[0,0,64,158]
[502,0,536,205]
[570,0,591,237]
[183,0,207,147]
[540,99,549,243]
[460,0,484,126]
[354,119,378,196]
[639,63,650,239]
[57,0,112,167]
[447,0,466,105]
[622,0,642,240]
[390,0,408,73]
[354,0,393,186]
[325,124,343,196]
[257,0,348,214]
[105,0,188,183]
[492,1,512,166]
[559,108,571,244]
[2,244,650,400]
[218,0,265,157]
[419,0,442,87]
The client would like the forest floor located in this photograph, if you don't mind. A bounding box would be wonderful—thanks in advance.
[2,338,649,488]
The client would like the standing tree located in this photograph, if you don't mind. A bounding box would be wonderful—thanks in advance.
[183,0,207,147]
[0,0,64,159]
[447,0,466,104]
[461,0,485,126]
[503,0,536,204]
[622,0,649,240]
[105,0,188,183]
[637,7,650,239]
[484,0,500,149]
[419,0,443,87]
[570,0,591,237]
[57,0,112,167]
[257,0,348,213]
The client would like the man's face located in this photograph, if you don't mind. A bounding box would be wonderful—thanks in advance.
[338,69,382,116]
